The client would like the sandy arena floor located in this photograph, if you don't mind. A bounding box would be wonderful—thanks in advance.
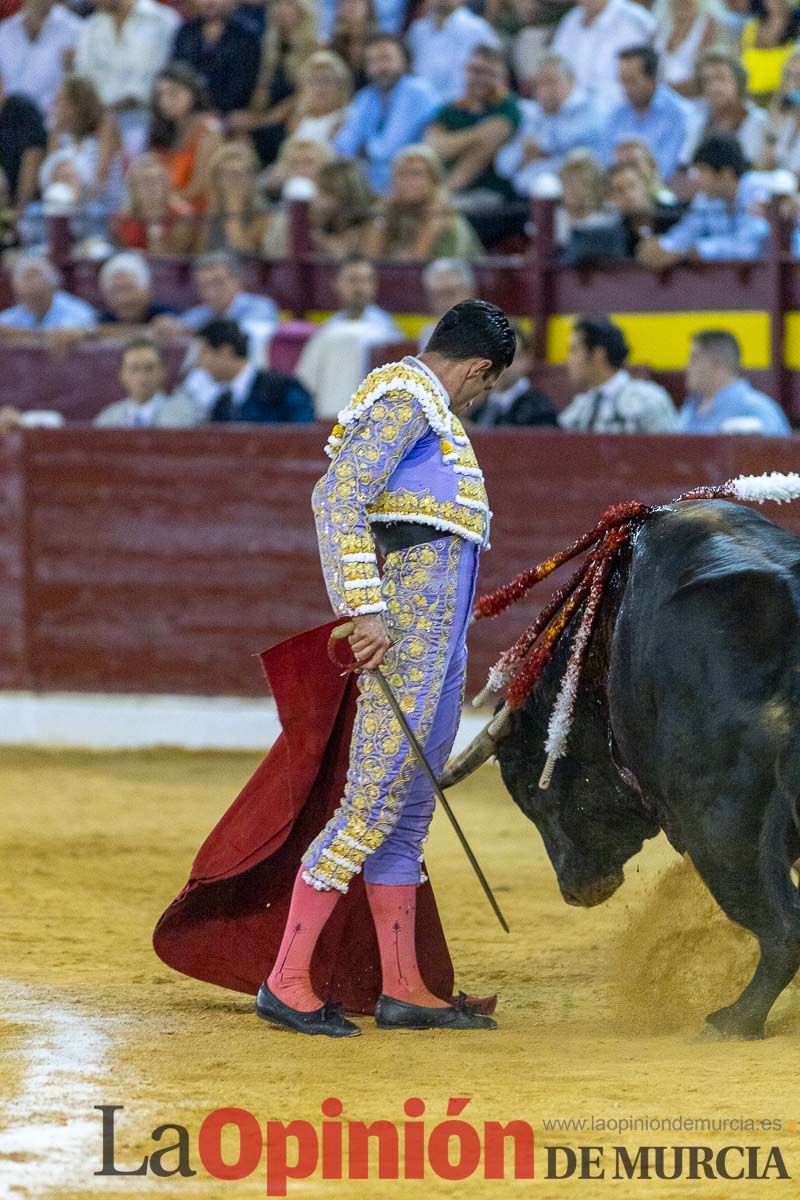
[1,745,799,1200]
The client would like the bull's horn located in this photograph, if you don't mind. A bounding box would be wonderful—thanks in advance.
[439,705,512,789]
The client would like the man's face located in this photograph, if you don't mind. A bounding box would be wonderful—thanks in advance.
[336,261,377,313]
[15,267,55,315]
[534,63,571,114]
[609,166,649,214]
[686,340,714,395]
[430,0,459,18]
[198,341,238,382]
[450,359,501,415]
[195,265,237,314]
[618,56,655,111]
[120,346,165,403]
[701,62,738,111]
[566,327,593,389]
[465,54,500,104]
[104,270,150,324]
[193,0,233,18]
[365,40,405,92]
[427,273,476,317]
[694,163,735,201]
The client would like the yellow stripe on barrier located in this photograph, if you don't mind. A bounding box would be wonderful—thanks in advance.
[546,312,771,370]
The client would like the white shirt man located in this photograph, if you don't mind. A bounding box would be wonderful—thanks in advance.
[0,0,81,113]
[407,1,500,103]
[551,0,656,114]
[75,0,180,109]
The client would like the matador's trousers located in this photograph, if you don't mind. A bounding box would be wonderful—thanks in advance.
[301,534,480,892]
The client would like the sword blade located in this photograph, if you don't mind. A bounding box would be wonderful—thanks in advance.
[370,667,510,934]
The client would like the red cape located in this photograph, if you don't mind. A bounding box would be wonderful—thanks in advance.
[152,621,455,1015]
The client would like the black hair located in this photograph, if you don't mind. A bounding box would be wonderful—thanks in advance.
[149,63,212,152]
[574,315,629,369]
[618,44,659,79]
[197,318,249,358]
[692,133,748,177]
[426,299,516,373]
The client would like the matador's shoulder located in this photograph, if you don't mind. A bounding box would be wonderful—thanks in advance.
[324,359,452,459]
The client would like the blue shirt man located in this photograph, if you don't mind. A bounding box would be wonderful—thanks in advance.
[602,45,689,180]
[334,33,440,193]
[679,330,791,436]
[0,257,96,330]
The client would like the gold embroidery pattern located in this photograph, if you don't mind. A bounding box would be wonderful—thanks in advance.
[301,537,464,892]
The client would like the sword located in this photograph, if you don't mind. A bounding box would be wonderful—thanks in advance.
[331,622,510,933]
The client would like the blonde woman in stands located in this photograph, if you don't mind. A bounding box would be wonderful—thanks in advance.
[41,76,124,209]
[260,135,334,201]
[652,0,726,97]
[114,153,195,255]
[556,148,622,260]
[228,0,319,166]
[289,50,353,145]
[363,144,485,260]
[198,141,271,253]
[262,156,375,257]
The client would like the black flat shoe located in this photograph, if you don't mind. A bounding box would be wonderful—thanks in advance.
[374,994,498,1030]
[255,981,361,1037]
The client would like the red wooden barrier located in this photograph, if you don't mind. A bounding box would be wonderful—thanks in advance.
[1,426,799,699]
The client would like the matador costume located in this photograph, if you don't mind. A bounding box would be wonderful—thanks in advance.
[153,354,491,1013]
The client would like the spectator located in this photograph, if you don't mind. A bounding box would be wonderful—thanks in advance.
[0,70,47,207]
[637,134,770,268]
[0,0,81,114]
[327,0,378,91]
[295,255,401,416]
[227,0,319,167]
[425,45,521,209]
[741,0,800,96]
[170,0,262,115]
[550,0,656,114]
[756,51,800,175]
[0,253,96,332]
[559,315,678,432]
[678,329,791,433]
[148,63,223,216]
[333,33,439,193]
[364,144,484,258]
[261,156,375,256]
[607,161,683,256]
[97,252,177,326]
[95,337,198,426]
[259,134,333,202]
[495,53,603,198]
[407,0,500,103]
[557,148,625,263]
[199,140,270,252]
[613,137,673,202]
[197,318,314,423]
[74,0,180,158]
[0,167,16,249]
[417,255,476,348]
[681,50,769,168]
[40,76,124,210]
[320,0,404,42]
[471,322,558,426]
[603,46,691,181]
[181,251,279,338]
[113,152,194,253]
[289,49,352,145]
[652,0,723,96]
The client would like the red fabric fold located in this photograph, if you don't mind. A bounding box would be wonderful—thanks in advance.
[152,620,455,1014]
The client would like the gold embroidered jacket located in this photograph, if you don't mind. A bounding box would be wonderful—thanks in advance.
[311,356,491,617]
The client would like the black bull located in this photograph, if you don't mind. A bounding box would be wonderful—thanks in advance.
[454,500,800,1039]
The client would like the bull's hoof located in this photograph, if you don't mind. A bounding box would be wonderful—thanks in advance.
[702,1005,765,1041]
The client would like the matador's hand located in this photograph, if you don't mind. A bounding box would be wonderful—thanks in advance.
[349,613,392,670]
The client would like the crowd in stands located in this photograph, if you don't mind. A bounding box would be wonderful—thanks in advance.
[0,0,799,433]
[5,0,800,263]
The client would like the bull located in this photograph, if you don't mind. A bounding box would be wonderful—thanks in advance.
[443,499,800,1039]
